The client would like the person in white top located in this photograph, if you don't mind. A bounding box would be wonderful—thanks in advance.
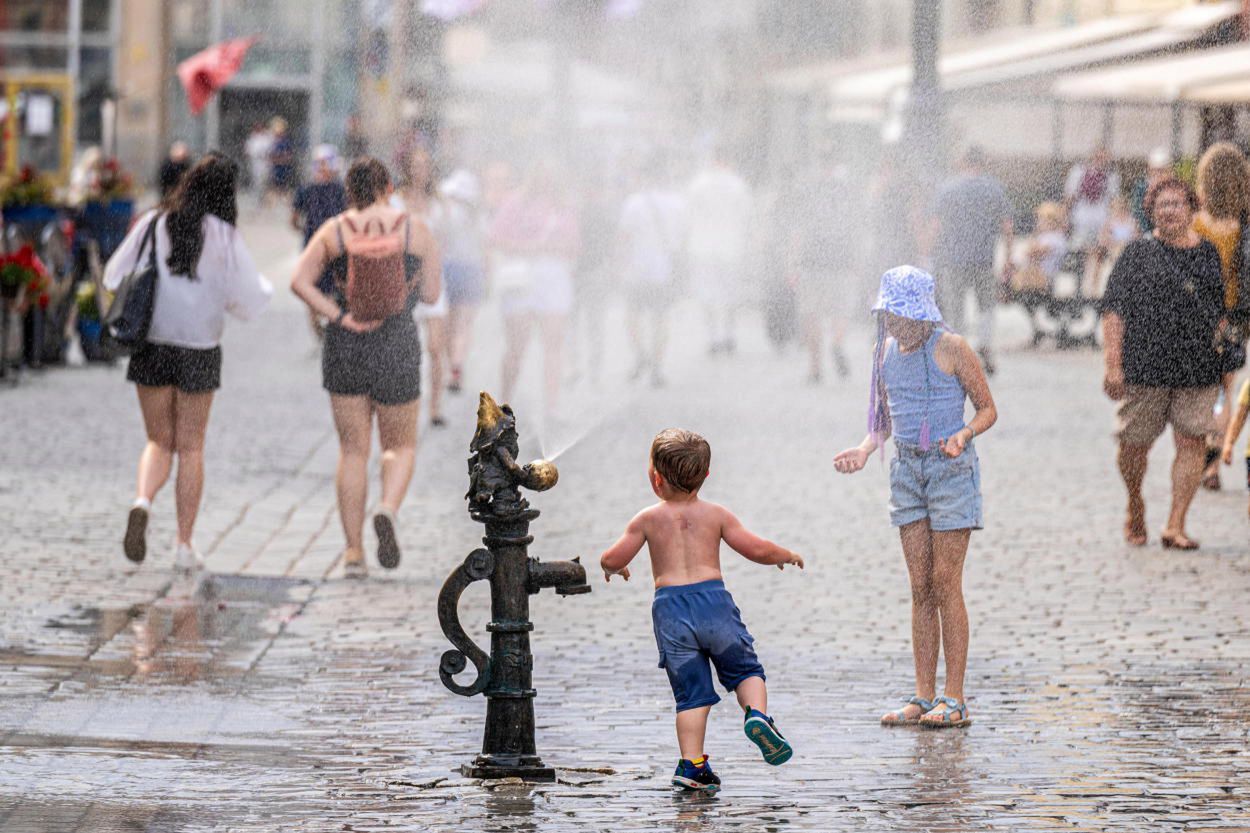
[394,145,450,427]
[243,123,273,203]
[104,153,273,574]
[686,149,753,355]
[616,158,688,387]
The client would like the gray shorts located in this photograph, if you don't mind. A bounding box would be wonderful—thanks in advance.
[889,441,983,531]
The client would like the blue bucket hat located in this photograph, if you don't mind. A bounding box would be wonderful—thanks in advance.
[871,265,943,322]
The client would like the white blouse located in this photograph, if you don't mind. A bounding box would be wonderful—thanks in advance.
[103,209,272,350]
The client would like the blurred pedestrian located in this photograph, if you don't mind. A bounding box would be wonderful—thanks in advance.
[1101,177,1225,550]
[244,122,273,202]
[290,157,442,577]
[267,117,295,206]
[686,147,753,355]
[292,145,348,340]
[106,153,273,574]
[490,161,580,418]
[616,155,687,387]
[1221,374,1250,518]
[932,146,1014,375]
[437,169,487,394]
[569,167,618,388]
[157,141,193,202]
[834,266,997,729]
[343,113,369,161]
[1130,147,1173,234]
[395,144,450,426]
[789,154,858,383]
[1011,201,1067,345]
[1064,146,1120,251]
[1192,142,1250,491]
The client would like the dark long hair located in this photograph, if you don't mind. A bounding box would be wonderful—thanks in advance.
[165,151,239,277]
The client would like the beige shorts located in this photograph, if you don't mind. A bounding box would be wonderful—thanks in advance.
[1116,384,1220,446]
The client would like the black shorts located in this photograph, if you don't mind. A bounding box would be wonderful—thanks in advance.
[322,317,421,405]
[127,343,222,393]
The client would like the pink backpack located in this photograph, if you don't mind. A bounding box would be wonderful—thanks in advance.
[338,214,412,322]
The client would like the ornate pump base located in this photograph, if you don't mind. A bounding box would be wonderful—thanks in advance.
[437,393,590,782]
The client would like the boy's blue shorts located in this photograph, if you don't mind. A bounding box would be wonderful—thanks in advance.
[651,579,765,712]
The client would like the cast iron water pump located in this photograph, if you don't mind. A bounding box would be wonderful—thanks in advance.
[437,392,590,781]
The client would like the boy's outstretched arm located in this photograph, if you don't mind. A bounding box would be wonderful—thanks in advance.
[721,510,804,571]
[599,513,646,583]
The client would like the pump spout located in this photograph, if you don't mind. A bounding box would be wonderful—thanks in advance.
[527,556,591,596]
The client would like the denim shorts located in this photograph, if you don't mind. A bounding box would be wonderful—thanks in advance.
[652,579,765,712]
[889,440,983,531]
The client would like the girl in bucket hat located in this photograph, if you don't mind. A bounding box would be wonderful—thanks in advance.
[834,265,998,729]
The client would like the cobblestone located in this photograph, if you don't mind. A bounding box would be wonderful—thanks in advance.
[0,210,1247,831]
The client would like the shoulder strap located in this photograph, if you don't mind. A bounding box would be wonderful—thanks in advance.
[404,215,411,252]
[139,213,161,267]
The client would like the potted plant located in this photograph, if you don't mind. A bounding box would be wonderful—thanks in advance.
[74,281,111,362]
[0,166,58,228]
[0,244,47,302]
[83,157,136,259]
[0,244,49,375]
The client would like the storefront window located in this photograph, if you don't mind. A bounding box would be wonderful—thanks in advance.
[82,0,113,33]
[0,44,69,70]
[78,47,113,144]
[0,0,70,34]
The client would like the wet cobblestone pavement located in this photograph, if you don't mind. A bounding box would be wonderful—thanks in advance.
[1,215,1248,831]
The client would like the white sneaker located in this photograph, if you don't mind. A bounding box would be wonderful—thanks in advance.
[173,543,205,575]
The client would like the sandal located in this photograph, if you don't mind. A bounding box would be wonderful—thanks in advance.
[880,695,934,727]
[1123,520,1147,547]
[920,696,971,729]
[1160,531,1200,551]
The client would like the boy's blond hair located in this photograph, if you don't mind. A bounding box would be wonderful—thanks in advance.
[650,429,711,493]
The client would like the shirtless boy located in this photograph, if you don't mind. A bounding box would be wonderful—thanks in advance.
[599,428,804,793]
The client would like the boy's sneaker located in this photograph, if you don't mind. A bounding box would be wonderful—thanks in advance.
[744,707,793,765]
[672,757,720,794]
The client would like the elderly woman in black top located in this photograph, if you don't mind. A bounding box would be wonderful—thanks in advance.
[1101,177,1226,550]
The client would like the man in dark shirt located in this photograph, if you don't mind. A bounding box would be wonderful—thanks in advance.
[1101,177,1225,551]
[932,146,1014,374]
[292,146,347,339]
[157,142,192,201]
[292,145,347,248]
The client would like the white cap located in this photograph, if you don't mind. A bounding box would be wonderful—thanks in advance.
[1148,147,1172,170]
[314,144,338,164]
[439,169,480,203]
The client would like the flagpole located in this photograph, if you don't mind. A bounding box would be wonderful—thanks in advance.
[206,0,224,150]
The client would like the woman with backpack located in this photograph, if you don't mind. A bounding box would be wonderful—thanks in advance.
[104,152,273,574]
[291,157,441,578]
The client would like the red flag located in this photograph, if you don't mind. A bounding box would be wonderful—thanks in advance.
[177,37,257,116]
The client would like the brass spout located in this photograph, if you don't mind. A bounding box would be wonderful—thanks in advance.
[527,556,591,596]
[521,459,559,492]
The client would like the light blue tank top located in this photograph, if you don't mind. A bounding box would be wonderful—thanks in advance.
[882,329,967,446]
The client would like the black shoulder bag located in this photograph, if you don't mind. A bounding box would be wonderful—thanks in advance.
[104,215,160,353]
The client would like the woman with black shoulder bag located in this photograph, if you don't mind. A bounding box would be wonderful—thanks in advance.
[104,152,272,574]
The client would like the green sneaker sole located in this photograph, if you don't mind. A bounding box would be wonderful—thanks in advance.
[745,717,793,765]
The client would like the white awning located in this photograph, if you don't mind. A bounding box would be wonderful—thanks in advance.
[1053,40,1250,102]
[1186,76,1250,103]
[949,1,1238,90]
[827,12,1159,105]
